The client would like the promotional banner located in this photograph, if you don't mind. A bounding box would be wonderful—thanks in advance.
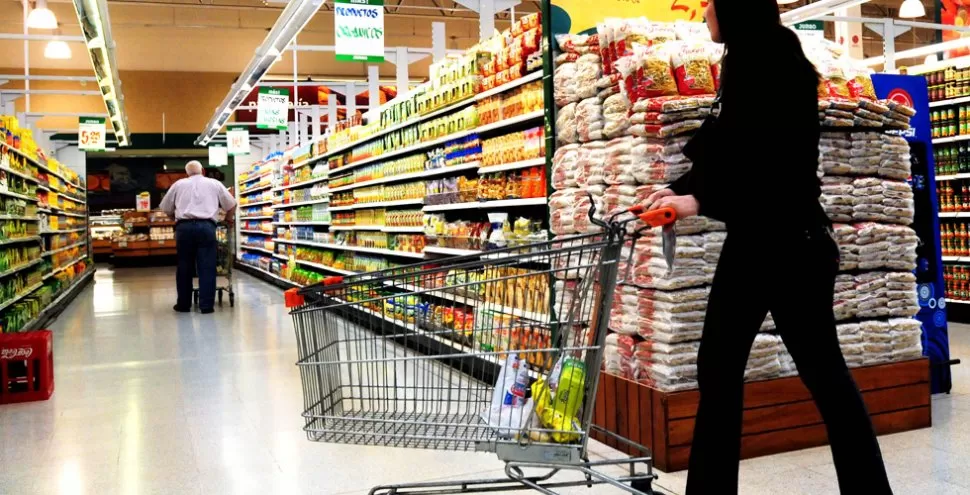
[872,73,952,393]
[227,125,250,156]
[78,117,106,152]
[550,0,703,35]
[942,0,970,59]
[334,0,385,62]
[256,88,289,130]
[208,144,228,167]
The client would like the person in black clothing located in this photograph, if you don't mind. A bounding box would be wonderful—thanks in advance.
[644,1,893,493]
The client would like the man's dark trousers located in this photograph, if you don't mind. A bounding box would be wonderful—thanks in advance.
[175,220,217,311]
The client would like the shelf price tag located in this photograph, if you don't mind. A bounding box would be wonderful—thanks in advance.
[334,0,385,63]
[227,125,250,156]
[209,144,229,167]
[78,117,106,152]
[257,88,289,130]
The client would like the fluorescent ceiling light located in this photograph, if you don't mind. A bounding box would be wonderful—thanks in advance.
[43,40,71,59]
[27,0,58,30]
[899,0,925,18]
[70,0,130,146]
[780,0,870,24]
[865,35,970,66]
[778,0,799,4]
[195,0,325,145]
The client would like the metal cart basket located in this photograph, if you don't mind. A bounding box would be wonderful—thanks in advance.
[194,220,235,307]
[286,209,657,495]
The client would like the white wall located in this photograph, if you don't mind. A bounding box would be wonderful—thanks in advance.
[55,144,87,178]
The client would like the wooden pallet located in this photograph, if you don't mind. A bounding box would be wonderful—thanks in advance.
[591,358,931,472]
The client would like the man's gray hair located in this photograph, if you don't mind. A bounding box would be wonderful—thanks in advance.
[185,161,204,176]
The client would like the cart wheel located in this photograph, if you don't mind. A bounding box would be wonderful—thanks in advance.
[229,293,235,307]
[631,478,653,495]
[218,290,224,306]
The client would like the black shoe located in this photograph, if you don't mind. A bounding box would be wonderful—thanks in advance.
[173,305,191,313]
[200,308,214,314]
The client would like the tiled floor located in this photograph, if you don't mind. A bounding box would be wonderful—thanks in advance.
[1,265,968,494]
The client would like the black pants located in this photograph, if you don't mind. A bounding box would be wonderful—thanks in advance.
[685,228,892,495]
[175,220,217,311]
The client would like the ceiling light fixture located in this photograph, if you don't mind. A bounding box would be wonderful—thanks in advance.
[899,0,926,18]
[863,35,970,66]
[43,40,71,59]
[70,0,130,146]
[27,0,58,30]
[777,0,799,4]
[195,0,325,145]
[779,0,871,24]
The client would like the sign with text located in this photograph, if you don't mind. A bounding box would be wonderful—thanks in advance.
[334,0,385,63]
[78,117,106,152]
[208,144,228,166]
[794,21,825,39]
[256,87,289,130]
[227,125,250,156]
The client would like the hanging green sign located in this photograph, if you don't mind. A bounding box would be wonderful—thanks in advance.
[334,0,385,63]
[227,125,250,156]
[257,87,289,130]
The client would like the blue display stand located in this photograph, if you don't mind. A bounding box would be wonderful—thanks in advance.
[872,73,952,394]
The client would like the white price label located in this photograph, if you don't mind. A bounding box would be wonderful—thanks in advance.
[78,117,106,152]
[256,88,289,130]
[209,145,229,166]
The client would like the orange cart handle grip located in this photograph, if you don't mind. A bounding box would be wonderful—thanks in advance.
[638,207,677,228]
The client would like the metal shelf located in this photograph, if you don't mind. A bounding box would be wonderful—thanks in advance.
[930,96,970,108]
[0,258,42,279]
[273,221,330,226]
[329,162,480,194]
[422,197,546,212]
[478,157,546,174]
[240,230,272,235]
[43,240,87,256]
[329,198,423,212]
[424,246,482,256]
[240,183,273,195]
[934,135,970,145]
[0,189,38,202]
[42,228,86,234]
[272,197,330,209]
[274,175,328,191]
[240,245,275,255]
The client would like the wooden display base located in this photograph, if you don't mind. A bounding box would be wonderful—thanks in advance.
[591,358,931,472]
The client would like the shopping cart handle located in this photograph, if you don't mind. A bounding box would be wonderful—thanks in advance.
[284,288,304,308]
[637,207,677,228]
[323,276,344,285]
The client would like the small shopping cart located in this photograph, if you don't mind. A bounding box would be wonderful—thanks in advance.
[193,221,235,307]
[286,206,663,494]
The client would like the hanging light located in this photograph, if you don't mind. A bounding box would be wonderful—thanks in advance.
[899,0,926,18]
[44,40,71,59]
[27,0,57,30]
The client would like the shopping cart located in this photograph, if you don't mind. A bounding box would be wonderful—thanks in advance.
[285,205,667,495]
[193,220,235,307]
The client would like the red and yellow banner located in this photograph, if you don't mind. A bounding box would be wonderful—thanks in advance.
[551,0,707,34]
[942,0,970,58]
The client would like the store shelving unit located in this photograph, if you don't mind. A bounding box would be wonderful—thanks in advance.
[236,65,547,295]
[0,140,93,333]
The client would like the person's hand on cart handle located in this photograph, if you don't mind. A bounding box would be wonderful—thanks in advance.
[647,193,699,219]
[643,188,676,210]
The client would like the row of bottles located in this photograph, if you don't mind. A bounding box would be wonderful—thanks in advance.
[945,265,970,301]
[935,143,970,176]
[937,180,970,212]
[943,221,970,257]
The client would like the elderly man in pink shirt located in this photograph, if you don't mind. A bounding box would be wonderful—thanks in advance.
[159,161,237,313]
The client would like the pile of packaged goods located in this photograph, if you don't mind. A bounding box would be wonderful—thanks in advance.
[0,220,36,241]
[477,80,544,125]
[387,210,423,227]
[478,167,547,201]
[930,105,970,139]
[935,143,968,177]
[549,19,923,392]
[350,182,425,206]
[426,177,479,205]
[481,127,545,166]
[241,235,272,252]
[424,213,547,251]
[277,226,331,244]
[802,38,915,129]
[283,183,329,204]
[281,204,330,223]
[241,205,271,219]
[938,180,970,212]
[282,163,327,187]
[332,231,426,254]
[945,265,970,301]
[150,226,175,241]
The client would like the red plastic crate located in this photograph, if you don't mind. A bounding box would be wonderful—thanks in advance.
[0,330,54,404]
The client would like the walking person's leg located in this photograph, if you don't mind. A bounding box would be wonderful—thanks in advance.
[685,237,770,495]
[769,230,892,494]
[174,222,197,311]
[196,221,218,312]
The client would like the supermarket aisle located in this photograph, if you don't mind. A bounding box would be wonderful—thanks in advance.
[4,265,970,494]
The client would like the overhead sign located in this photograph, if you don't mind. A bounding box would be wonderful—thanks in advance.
[256,87,289,130]
[227,125,250,156]
[78,117,106,152]
[794,21,825,39]
[334,0,385,62]
[208,144,228,166]
[551,0,703,35]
